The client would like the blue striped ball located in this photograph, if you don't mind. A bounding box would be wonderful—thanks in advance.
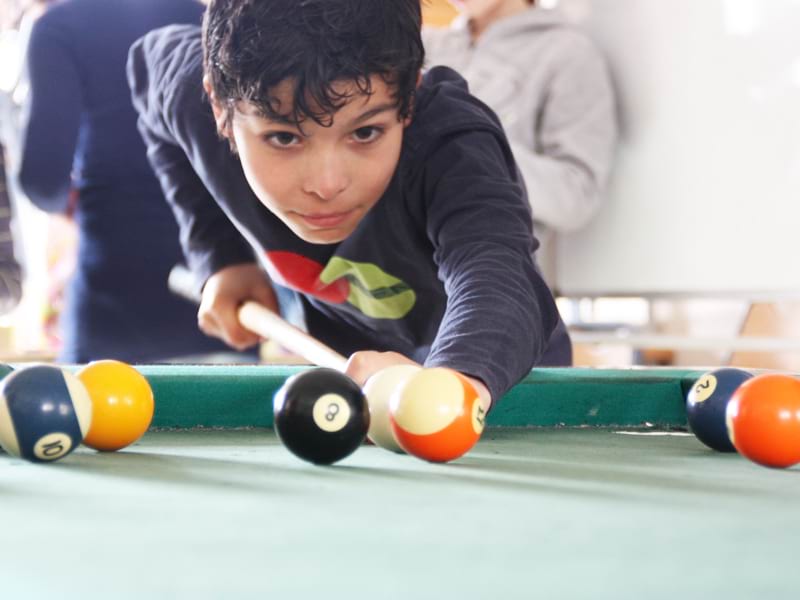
[0,365,92,462]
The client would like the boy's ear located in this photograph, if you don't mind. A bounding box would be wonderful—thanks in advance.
[203,74,232,139]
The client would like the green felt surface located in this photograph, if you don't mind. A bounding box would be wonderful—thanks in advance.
[128,366,706,429]
[1,428,797,599]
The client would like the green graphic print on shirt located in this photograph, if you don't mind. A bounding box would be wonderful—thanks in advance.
[320,256,416,319]
[265,251,416,319]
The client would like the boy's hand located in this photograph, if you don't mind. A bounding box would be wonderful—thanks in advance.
[199,263,278,350]
[345,351,493,413]
[345,351,421,387]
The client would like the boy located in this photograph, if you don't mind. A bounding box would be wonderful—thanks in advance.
[127,0,571,410]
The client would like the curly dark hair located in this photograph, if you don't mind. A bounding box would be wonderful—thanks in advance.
[203,0,424,129]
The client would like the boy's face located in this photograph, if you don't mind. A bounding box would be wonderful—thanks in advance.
[215,76,409,245]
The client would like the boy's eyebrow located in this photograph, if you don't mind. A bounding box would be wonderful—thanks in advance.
[350,103,397,125]
[252,102,397,127]
[255,110,297,127]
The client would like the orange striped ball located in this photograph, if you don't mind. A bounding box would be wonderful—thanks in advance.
[389,367,486,463]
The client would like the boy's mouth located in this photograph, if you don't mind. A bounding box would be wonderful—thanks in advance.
[298,210,354,229]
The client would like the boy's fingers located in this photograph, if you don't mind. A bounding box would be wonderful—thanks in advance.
[198,308,221,338]
[343,351,372,386]
[346,351,423,387]
[217,308,261,349]
[199,303,259,349]
[228,328,261,350]
[250,284,278,311]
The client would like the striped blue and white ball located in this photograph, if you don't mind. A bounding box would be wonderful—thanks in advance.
[0,365,92,462]
[687,367,753,452]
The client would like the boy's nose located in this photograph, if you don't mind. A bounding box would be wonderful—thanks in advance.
[303,152,349,201]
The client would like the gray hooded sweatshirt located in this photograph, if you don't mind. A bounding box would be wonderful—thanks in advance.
[423,8,617,282]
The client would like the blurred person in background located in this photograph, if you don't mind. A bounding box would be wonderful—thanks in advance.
[0,149,22,316]
[14,0,242,363]
[423,0,617,286]
[0,0,48,318]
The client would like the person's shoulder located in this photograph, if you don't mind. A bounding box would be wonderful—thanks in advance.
[33,0,75,21]
[410,66,505,139]
[399,66,513,180]
[27,0,73,35]
[128,24,205,132]
[514,8,606,59]
[130,24,203,97]
[135,23,203,70]
[475,8,608,81]
[32,0,111,29]
[421,15,468,49]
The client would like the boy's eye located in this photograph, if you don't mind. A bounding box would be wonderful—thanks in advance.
[265,132,301,148]
[352,126,383,144]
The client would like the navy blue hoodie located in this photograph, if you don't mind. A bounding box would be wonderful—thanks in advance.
[128,25,571,401]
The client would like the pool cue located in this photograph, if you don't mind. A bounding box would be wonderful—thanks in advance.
[237,302,347,370]
[168,264,347,371]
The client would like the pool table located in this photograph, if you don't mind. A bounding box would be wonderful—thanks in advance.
[1,366,798,599]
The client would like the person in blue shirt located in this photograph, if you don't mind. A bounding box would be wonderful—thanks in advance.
[129,0,572,410]
[15,0,236,363]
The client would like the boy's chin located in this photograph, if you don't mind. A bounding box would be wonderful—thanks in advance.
[291,225,351,246]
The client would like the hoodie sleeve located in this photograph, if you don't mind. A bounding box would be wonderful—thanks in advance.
[127,26,255,292]
[421,126,561,402]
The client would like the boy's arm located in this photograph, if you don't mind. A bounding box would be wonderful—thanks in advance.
[421,127,562,404]
[16,19,79,213]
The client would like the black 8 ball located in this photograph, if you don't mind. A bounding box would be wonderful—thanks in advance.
[273,368,370,465]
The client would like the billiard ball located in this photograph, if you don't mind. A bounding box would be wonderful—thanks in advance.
[726,373,800,469]
[76,360,154,452]
[0,364,92,462]
[273,368,370,465]
[686,367,753,452]
[389,367,486,463]
[363,364,421,453]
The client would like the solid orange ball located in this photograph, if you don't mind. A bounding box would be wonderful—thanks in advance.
[389,367,486,463]
[77,360,154,452]
[726,373,800,469]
